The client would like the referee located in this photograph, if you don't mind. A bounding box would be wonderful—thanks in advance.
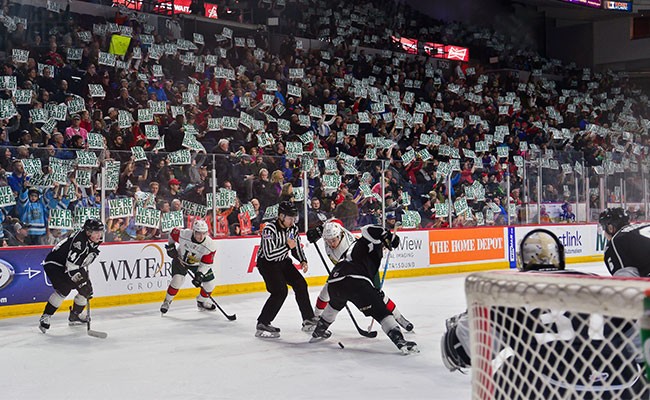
[255,201,317,338]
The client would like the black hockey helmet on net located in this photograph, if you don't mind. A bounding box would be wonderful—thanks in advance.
[598,207,629,235]
[83,218,105,232]
[518,228,565,272]
[278,201,298,217]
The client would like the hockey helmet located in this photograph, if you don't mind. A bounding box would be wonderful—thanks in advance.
[518,229,565,272]
[193,220,209,233]
[83,218,104,232]
[278,201,298,217]
[322,220,343,241]
[598,207,629,235]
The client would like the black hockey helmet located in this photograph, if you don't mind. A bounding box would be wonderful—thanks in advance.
[278,201,298,217]
[598,207,629,234]
[83,218,105,232]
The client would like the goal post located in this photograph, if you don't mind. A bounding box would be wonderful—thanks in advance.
[465,271,648,400]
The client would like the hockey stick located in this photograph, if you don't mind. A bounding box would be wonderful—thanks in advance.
[312,241,378,338]
[368,222,401,332]
[86,299,108,339]
[185,268,237,321]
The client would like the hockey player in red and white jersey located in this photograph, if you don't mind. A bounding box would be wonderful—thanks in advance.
[313,219,414,331]
[160,220,218,314]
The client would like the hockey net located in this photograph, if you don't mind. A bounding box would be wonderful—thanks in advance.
[465,271,648,400]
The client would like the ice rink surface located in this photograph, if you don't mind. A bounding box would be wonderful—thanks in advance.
[1,262,608,400]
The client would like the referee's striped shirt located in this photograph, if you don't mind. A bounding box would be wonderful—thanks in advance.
[259,221,307,263]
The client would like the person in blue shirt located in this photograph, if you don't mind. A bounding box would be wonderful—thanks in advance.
[7,159,29,194]
[17,186,49,244]
[147,79,168,101]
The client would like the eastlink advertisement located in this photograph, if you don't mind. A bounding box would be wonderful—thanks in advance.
[514,224,602,259]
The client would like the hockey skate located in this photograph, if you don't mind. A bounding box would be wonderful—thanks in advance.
[255,322,281,338]
[160,300,171,315]
[69,306,89,326]
[197,299,217,311]
[388,328,420,355]
[39,314,51,333]
[397,339,420,355]
[301,317,319,333]
[396,315,414,332]
[309,319,332,343]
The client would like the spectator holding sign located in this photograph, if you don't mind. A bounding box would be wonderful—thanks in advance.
[17,186,49,245]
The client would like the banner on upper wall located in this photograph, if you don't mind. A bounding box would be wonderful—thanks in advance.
[112,0,218,19]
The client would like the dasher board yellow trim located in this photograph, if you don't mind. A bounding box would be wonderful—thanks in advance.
[0,260,507,319]
[0,276,330,319]
[566,255,603,264]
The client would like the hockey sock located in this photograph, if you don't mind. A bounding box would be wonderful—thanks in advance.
[379,315,400,335]
[320,305,340,325]
[165,275,185,302]
[199,288,211,300]
[73,294,88,307]
[315,298,328,312]
[44,292,65,315]
[70,302,85,315]
[165,286,179,303]
[384,298,396,313]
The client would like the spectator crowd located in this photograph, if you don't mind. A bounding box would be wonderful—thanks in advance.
[0,0,647,246]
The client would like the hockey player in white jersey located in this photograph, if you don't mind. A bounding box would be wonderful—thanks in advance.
[160,220,218,314]
[313,219,414,331]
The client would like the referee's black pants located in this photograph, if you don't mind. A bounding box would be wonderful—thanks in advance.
[257,257,314,325]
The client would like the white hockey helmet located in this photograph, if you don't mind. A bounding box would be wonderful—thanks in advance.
[193,220,209,234]
[322,220,343,241]
[519,229,564,272]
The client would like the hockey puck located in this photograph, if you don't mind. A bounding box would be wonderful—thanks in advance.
[338,342,345,349]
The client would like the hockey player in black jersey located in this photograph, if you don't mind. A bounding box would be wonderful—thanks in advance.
[599,207,650,277]
[309,224,419,354]
[38,218,104,333]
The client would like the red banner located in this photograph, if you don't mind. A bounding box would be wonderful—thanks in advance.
[113,0,219,19]
[424,42,470,62]
[391,36,418,55]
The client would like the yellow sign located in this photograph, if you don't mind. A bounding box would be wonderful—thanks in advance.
[109,34,131,56]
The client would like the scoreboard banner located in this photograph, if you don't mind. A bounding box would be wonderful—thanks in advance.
[561,0,602,8]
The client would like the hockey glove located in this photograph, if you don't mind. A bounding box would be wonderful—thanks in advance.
[77,280,94,299]
[191,271,204,288]
[69,269,93,299]
[381,230,400,251]
[68,268,89,284]
[165,243,179,259]
[306,225,323,243]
